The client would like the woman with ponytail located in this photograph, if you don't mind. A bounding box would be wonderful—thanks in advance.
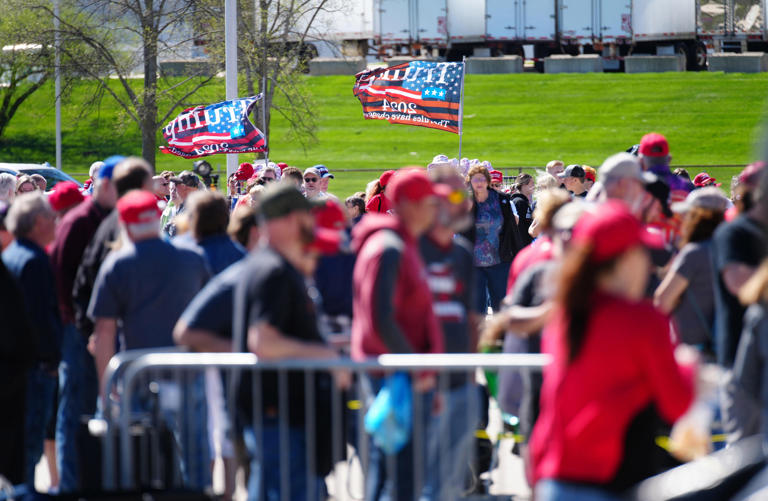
[530,200,696,501]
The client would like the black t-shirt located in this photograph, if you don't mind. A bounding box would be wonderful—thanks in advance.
[233,248,331,428]
[711,214,768,367]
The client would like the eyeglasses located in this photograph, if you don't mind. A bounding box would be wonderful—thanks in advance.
[304,177,318,183]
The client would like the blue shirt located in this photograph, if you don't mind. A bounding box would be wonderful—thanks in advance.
[473,190,503,267]
[3,238,63,366]
[174,233,246,275]
[88,238,210,350]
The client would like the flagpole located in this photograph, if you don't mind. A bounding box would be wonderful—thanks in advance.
[224,0,238,192]
[262,75,269,166]
[458,56,466,158]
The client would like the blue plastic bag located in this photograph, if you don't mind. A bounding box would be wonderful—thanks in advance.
[364,372,413,455]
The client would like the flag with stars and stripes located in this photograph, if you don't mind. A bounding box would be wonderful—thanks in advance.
[353,61,464,134]
[159,95,267,159]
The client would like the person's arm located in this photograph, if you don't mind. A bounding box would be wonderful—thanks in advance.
[528,217,541,239]
[654,271,689,315]
[722,263,756,297]
[372,245,414,353]
[247,322,339,360]
[173,320,232,353]
[480,303,552,348]
[90,317,117,399]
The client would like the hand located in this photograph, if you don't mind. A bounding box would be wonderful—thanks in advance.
[87,333,97,356]
[332,368,352,390]
[413,374,436,393]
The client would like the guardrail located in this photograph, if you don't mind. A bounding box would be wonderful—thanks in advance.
[93,351,550,498]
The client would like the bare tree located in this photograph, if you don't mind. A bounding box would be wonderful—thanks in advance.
[200,0,337,152]
[40,0,218,167]
[0,0,57,141]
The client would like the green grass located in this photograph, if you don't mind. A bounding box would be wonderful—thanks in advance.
[2,72,768,197]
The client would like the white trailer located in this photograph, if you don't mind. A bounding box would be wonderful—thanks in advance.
[485,0,556,42]
[632,0,697,42]
[597,1,632,42]
[380,0,411,45]
[447,0,486,43]
[414,0,447,46]
[559,0,594,41]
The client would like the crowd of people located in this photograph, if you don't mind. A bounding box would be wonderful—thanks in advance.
[0,131,767,501]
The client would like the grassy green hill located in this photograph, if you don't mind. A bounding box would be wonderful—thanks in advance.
[2,72,768,197]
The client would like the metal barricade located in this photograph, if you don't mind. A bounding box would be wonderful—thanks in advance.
[94,352,550,499]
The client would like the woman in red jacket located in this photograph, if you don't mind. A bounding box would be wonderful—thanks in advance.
[530,200,696,501]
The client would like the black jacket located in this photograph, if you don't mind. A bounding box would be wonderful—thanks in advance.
[510,193,534,248]
[462,190,522,263]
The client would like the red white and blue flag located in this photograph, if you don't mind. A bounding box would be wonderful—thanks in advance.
[160,95,267,159]
[353,61,464,134]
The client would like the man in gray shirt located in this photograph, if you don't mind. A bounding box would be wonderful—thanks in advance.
[88,189,210,488]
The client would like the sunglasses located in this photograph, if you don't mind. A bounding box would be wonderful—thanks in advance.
[446,188,468,205]
[304,177,318,183]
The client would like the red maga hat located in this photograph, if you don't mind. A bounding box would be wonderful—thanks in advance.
[117,190,161,225]
[386,168,437,204]
[235,162,254,181]
[489,170,503,184]
[48,181,84,212]
[639,132,669,158]
[379,170,396,188]
[692,172,721,187]
[313,199,346,230]
[572,200,663,263]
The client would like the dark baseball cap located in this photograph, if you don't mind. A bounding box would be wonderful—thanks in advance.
[643,173,673,218]
[260,182,321,220]
[558,164,585,180]
[169,171,200,188]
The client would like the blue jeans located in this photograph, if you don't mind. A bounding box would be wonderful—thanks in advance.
[24,366,57,487]
[126,374,210,490]
[536,479,624,501]
[57,323,98,492]
[422,383,478,500]
[243,418,328,501]
[365,376,433,501]
[475,262,511,313]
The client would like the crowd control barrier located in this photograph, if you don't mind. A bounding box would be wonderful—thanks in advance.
[90,351,550,499]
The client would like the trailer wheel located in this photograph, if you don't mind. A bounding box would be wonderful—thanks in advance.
[678,42,707,71]
[693,41,708,71]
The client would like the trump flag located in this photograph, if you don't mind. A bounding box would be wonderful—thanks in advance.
[353,61,464,134]
[160,95,267,159]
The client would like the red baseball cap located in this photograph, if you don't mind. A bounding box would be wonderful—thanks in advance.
[379,170,395,187]
[639,133,669,158]
[313,199,346,230]
[489,170,503,184]
[117,190,161,225]
[48,181,84,212]
[307,228,341,255]
[235,162,254,181]
[386,168,437,204]
[572,200,663,263]
[583,166,596,183]
[692,172,721,187]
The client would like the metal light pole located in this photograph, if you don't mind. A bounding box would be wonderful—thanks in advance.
[224,0,238,190]
[54,0,62,169]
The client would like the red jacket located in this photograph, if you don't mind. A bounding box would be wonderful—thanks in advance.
[530,292,694,487]
[365,193,391,214]
[350,214,443,360]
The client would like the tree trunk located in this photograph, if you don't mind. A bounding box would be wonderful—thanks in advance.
[140,2,158,171]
